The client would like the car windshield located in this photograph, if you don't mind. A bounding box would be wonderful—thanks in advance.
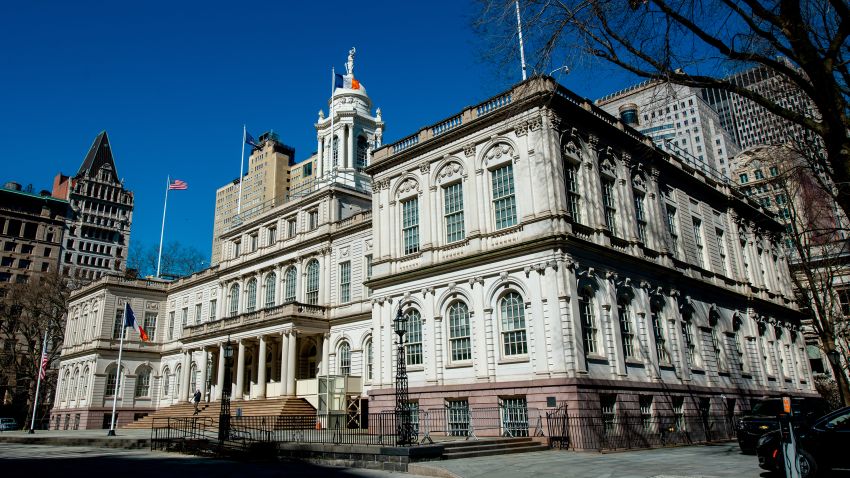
[751,401,784,415]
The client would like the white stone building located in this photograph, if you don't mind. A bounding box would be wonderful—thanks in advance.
[51,59,814,432]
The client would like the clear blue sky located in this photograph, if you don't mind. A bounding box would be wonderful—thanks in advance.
[0,1,638,261]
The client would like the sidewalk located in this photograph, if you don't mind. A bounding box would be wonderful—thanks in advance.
[0,428,151,448]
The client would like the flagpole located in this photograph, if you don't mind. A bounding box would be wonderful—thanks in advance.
[108,304,128,436]
[28,328,49,434]
[237,125,246,214]
[156,176,169,278]
[515,0,527,81]
[329,67,335,178]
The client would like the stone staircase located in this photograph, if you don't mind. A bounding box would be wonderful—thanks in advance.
[439,437,549,459]
[123,397,316,429]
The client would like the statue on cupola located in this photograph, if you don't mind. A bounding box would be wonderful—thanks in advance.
[346,47,356,76]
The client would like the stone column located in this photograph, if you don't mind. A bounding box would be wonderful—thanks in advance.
[257,335,267,398]
[280,331,290,397]
[236,340,246,400]
[198,349,209,399]
[179,350,191,402]
[286,332,297,395]
[271,340,279,383]
[216,343,225,400]
[320,333,330,376]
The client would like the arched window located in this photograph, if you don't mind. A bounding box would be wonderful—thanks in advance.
[71,369,80,400]
[500,292,527,356]
[332,135,339,168]
[61,370,70,401]
[105,365,123,397]
[264,273,276,308]
[174,364,183,397]
[189,363,198,393]
[162,367,171,396]
[356,136,368,171]
[135,367,151,397]
[80,366,89,400]
[229,284,240,317]
[246,278,258,312]
[579,289,597,356]
[492,164,517,229]
[405,309,423,365]
[618,302,635,359]
[284,267,297,302]
[338,341,351,376]
[365,339,373,381]
[306,259,320,304]
[448,301,471,361]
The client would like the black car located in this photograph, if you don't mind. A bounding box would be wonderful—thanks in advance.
[756,406,850,477]
[736,397,829,453]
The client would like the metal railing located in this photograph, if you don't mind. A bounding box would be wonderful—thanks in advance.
[415,407,544,442]
[544,411,739,451]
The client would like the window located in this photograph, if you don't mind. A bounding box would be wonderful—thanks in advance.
[162,368,171,396]
[401,197,420,255]
[769,166,779,177]
[565,163,581,222]
[634,193,647,244]
[618,303,635,359]
[444,182,465,243]
[692,218,705,268]
[306,260,320,305]
[672,396,685,431]
[602,179,617,235]
[339,261,351,302]
[448,301,472,361]
[712,326,726,371]
[652,309,670,363]
[338,342,351,376]
[302,162,313,177]
[264,273,276,308]
[492,164,517,229]
[284,267,297,302]
[716,229,728,275]
[229,284,240,316]
[135,368,150,397]
[356,136,368,171]
[143,312,157,342]
[682,320,697,367]
[754,169,764,180]
[181,307,188,330]
[308,210,319,230]
[194,304,202,325]
[267,226,277,245]
[365,255,372,280]
[365,339,373,381]
[447,399,470,436]
[249,233,258,252]
[639,396,653,431]
[739,173,749,184]
[209,299,217,321]
[245,279,257,312]
[105,366,122,397]
[168,311,175,340]
[113,308,125,339]
[501,397,529,437]
[287,218,297,238]
[579,290,597,355]
[233,240,241,258]
[405,309,423,365]
[500,292,527,356]
[332,135,339,168]
[600,394,617,435]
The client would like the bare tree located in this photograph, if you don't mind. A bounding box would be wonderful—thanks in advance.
[0,272,71,424]
[477,0,850,219]
[127,241,208,279]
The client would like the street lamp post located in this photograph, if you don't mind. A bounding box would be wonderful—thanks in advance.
[218,338,234,446]
[827,349,846,406]
[393,305,411,446]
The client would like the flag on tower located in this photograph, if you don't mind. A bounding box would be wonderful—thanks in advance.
[334,73,344,89]
[124,303,149,342]
[168,179,188,190]
[38,352,48,379]
[245,131,259,147]
[351,78,360,90]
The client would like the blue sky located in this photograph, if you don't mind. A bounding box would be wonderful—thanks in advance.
[0,1,638,260]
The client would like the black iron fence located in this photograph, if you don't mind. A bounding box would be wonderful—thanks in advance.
[416,407,544,441]
[544,411,739,451]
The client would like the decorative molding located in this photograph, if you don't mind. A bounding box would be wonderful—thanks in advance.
[419,162,431,174]
[396,177,419,197]
[463,142,476,157]
[437,161,463,182]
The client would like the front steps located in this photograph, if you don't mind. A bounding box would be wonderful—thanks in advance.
[123,397,315,429]
[440,437,549,459]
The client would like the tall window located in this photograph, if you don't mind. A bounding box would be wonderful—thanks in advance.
[672,396,685,431]
[135,368,150,397]
[306,260,320,305]
[181,308,188,331]
[105,366,122,397]
[402,197,420,255]
[264,273,276,308]
[209,299,217,321]
[113,308,124,339]
[666,206,679,257]
[682,320,697,367]
[332,135,339,168]
[579,290,597,355]
[229,284,240,317]
[339,261,351,302]
[634,193,647,244]
[338,342,351,376]
[444,183,465,243]
[365,339,373,381]
[267,226,277,245]
[639,395,653,431]
[308,210,319,230]
[447,399,470,436]
[565,163,581,222]
[600,394,617,435]
[618,303,635,359]
[168,311,175,340]
[246,278,257,312]
[712,326,725,371]
[448,301,472,361]
[287,218,297,237]
[284,267,297,302]
[356,136,368,171]
[500,292,527,356]
[492,164,517,229]
[651,309,670,363]
[602,179,617,235]
[692,218,706,268]
[194,304,202,325]
[162,368,171,396]
[144,312,157,342]
[405,309,423,365]
[716,229,728,275]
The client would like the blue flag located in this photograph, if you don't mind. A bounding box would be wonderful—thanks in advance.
[334,73,344,89]
[123,303,137,328]
[245,131,258,147]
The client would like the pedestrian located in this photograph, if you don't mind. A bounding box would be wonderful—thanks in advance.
[193,389,202,415]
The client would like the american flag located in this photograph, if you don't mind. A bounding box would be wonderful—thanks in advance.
[38,352,48,380]
[168,179,188,190]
